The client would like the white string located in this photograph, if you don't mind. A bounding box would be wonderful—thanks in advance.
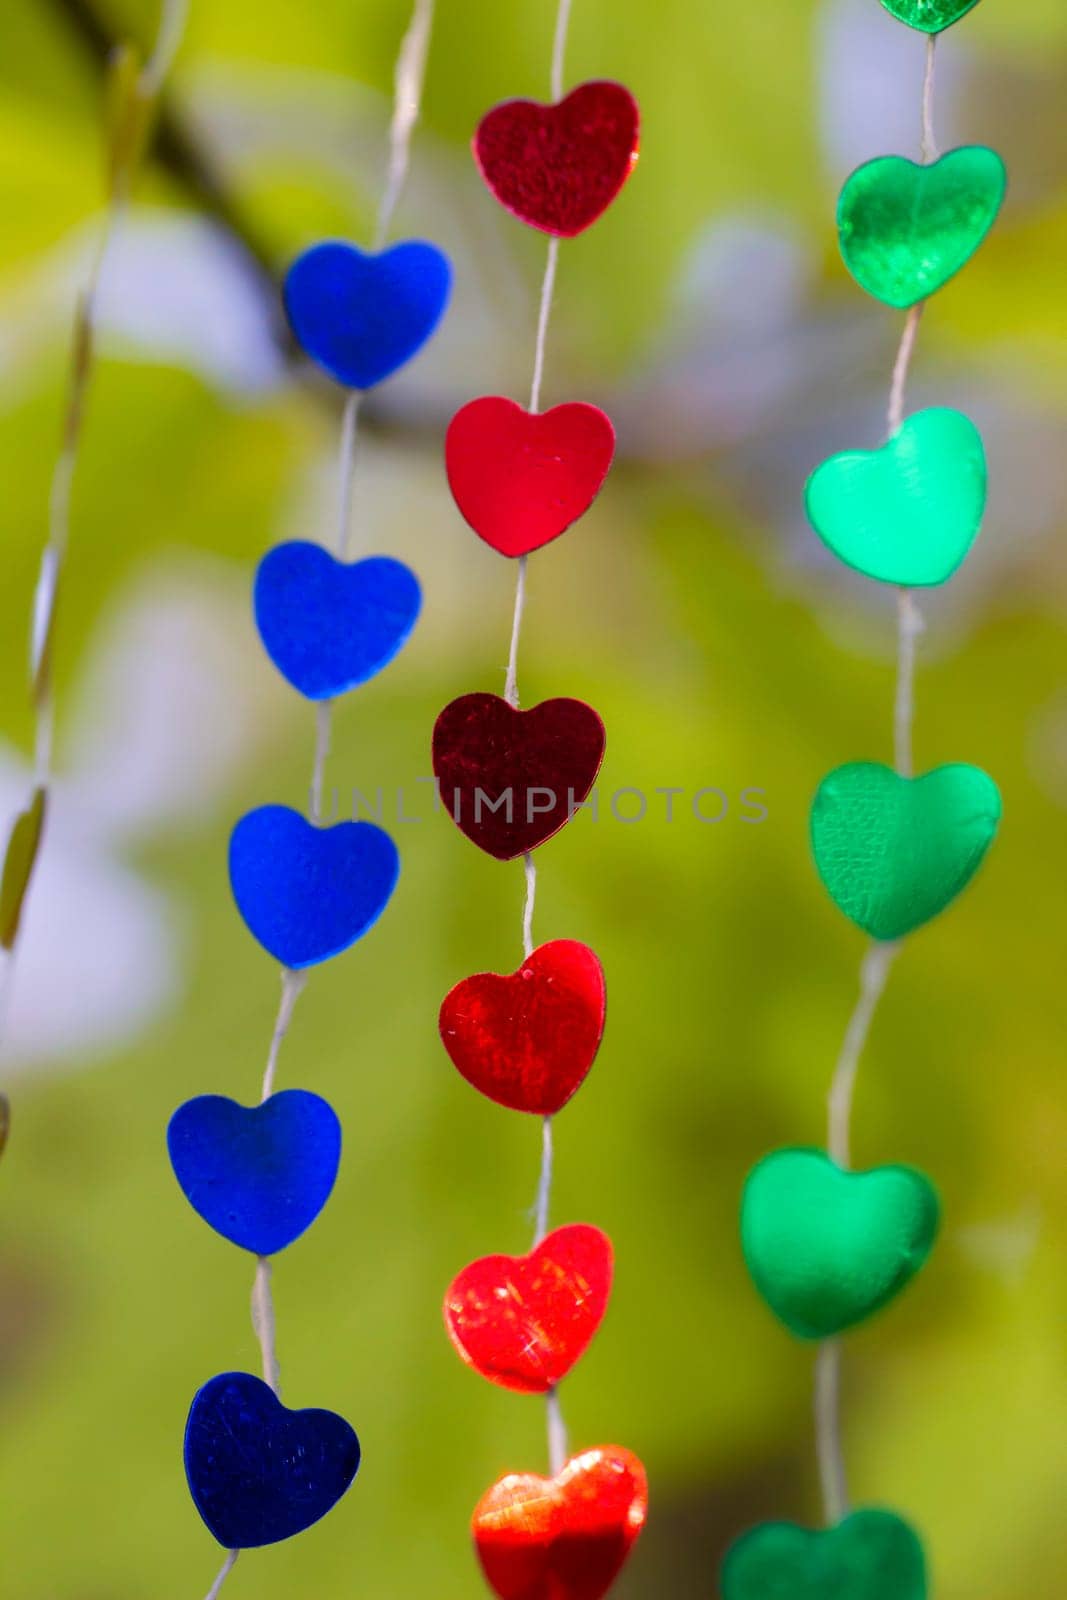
[814,1341,847,1524]
[894,590,924,778]
[140,0,190,98]
[532,1115,554,1246]
[260,968,307,1102]
[551,0,573,99]
[521,853,536,958]
[202,1550,239,1600]
[529,237,560,417]
[887,302,924,439]
[375,0,436,248]
[310,701,334,823]
[815,31,942,1528]
[335,390,362,558]
[827,941,900,1169]
[546,1385,569,1474]
[920,34,938,165]
[251,1255,281,1393]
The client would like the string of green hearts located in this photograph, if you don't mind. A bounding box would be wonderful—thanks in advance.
[723,7,1005,1598]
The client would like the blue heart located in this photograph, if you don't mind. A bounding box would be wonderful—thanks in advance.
[229,806,399,969]
[184,1372,360,1549]
[283,240,452,389]
[254,542,421,701]
[167,1090,341,1256]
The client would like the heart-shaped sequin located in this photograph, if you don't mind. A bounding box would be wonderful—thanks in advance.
[445,397,616,557]
[473,1446,648,1600]
[432,694,605,861]
[473,81,640,237]
[805,408,986,586]
[184,1371,360,1548]
[810,762,1001,941]
[167,1090,341,1256]
[879,0,980,32]
[284,239,452,389]
[445,1223,613,1393]
[741,1149,939,1339]
[254,543,421,701]
[838,146,1006,309]
[229,806,399,968]
[439,939,606,1114]
[722,1508,927,1600]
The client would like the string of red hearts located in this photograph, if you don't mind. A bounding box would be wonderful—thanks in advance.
[432,5,649,1597]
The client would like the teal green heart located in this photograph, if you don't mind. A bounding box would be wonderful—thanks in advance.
[741,1149,939,1340]
[722,1508,927,1600]
[879,0,981,32]
[838,147,1006,309]
[810,762,1001,941]
[805,408,986,586]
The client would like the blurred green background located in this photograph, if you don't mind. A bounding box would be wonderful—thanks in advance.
[1,0,1065,1596]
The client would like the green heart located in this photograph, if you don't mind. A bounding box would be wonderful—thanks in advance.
[805,408,986,586]
[741,1149,939,1339]
[810,762,1001,941]
[838,146,1006,309]
[879,0,981,32]
[722,1508,927,1600]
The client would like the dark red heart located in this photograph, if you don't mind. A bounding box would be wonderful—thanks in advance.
[473,81,640,238]
[439,939,605,1115]
[432,694,605,861]
[473,1446,648,1600]
[444,1224,613,1394]
[445,397,615,558]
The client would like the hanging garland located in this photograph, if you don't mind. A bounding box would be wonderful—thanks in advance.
[432,5,648,1598]
[722,4,1003,1596]
[164,5,452,1594]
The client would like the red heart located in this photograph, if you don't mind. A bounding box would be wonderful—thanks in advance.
[444,1224,613,1394]
[473,82,640,238]
[445,398,615,558]
[473,1446,648,1600]
[439,939,605,1115]
[432,694,605,861]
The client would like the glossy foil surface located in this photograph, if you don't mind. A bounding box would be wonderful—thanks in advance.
[473,1446,648,1600]
[432,694,605,861]
[183,1372,360,1549]
[439,938,606,1114]
[473,81,640,237]
[445,397,616,558]
[445,1223,613,1393]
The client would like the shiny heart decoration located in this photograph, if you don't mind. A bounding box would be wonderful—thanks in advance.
[432,694,605,860]
[283,239,452,389]
[439,939,606,1114]
[184,1371,360,1548]
[167,1090,341,1257]
[254,543,421,701]
[741,1149,939,1339]
[473,81,640,237]
[445,397,616,558]
[810,762,1001,941]
[229,805,399,968]
[473,1446,648,1600]
[445,1223,613,1393]
[837,146,1006,309]
[722,1508,927,1600]
[879,0,980,32]
[805,408,986,586]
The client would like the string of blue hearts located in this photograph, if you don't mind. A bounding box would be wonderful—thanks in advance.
[722,3,1005,1595]
[0,0,188,1053]
[166,6,452,1594]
